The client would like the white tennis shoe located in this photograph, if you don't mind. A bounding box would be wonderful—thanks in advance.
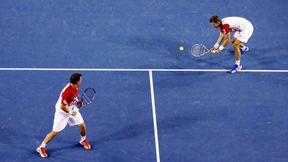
[228,64,242,73]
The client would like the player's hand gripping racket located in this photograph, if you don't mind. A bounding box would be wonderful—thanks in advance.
[190,44,215,57]
[79,88,96,108]
[70,88,96,114]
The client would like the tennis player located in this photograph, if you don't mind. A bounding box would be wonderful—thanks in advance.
[36,73,91,158]
[209,16,254,73]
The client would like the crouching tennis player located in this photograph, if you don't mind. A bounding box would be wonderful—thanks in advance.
[209,16,254,73]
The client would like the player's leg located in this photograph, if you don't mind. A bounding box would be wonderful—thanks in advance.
[37,111,69,158]
[229,22,253,73]
[43,131,58,144]
[79,123,86,137]
[228,39,243,73]
[231,37,236,44]
[36,131,59,158]
[78,123,91,149]
[239,42,249,52]
[232,37,247,51]
[232,39,242,62]
[68,112,91,149]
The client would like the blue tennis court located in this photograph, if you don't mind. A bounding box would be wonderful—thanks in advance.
[0,0,288,162]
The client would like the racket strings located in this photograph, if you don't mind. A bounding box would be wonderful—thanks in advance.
[191,44,208,57]
[81,88,96,105]
[82,93,92,105]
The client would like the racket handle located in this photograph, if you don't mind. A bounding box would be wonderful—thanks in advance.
[70,106,79,114]
[74,107,79,111]
[69,109,73,115]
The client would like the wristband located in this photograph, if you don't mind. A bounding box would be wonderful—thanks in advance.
[214,43,219,49]
[219,45,225,51]
[69,109,73,115]
[72,106,79,111]
[69,107,79,115]
[74,107,79,111]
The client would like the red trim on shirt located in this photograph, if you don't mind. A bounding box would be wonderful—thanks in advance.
[220,24,231,34]
[61,84,78,106]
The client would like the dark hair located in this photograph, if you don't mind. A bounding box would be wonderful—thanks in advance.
[209,16,221,23]
[70,73,82,84]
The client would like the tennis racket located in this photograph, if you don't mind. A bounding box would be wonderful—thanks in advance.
[80,88,96,107]
[190,44,215,57]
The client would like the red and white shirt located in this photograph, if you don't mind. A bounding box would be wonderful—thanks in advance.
[220,17,251,34]
[56,83,79,110]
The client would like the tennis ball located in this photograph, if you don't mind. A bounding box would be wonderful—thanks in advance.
[179,46,184,51]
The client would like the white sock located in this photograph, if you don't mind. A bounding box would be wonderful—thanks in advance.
[80,136,86,143]
[235,60,241,66]
[40,142,47,148]
[240,45,246,50]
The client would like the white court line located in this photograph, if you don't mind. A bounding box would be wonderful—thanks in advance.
[149,70,161,162]
[0,67,288,72]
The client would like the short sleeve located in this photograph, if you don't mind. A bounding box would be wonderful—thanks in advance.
[220,24,230,34]
[61,90,71,106]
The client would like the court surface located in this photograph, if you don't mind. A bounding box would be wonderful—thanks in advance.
[0,0,288,162]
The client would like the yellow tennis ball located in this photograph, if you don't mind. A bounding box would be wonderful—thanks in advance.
[179,46,184,51]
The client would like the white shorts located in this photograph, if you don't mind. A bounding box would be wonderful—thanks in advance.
[234,22,254,43]
[52,106,84,132]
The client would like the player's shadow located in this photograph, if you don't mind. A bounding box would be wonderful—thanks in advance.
[227,45,287,69]
[29,136,94,159]
[91,111,203,145]
[106,35,226,69]
[126,36,229,69]
[47,143,85,156]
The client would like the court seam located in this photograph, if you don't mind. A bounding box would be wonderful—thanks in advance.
[1,68,288,72]
[149,70,161,162]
